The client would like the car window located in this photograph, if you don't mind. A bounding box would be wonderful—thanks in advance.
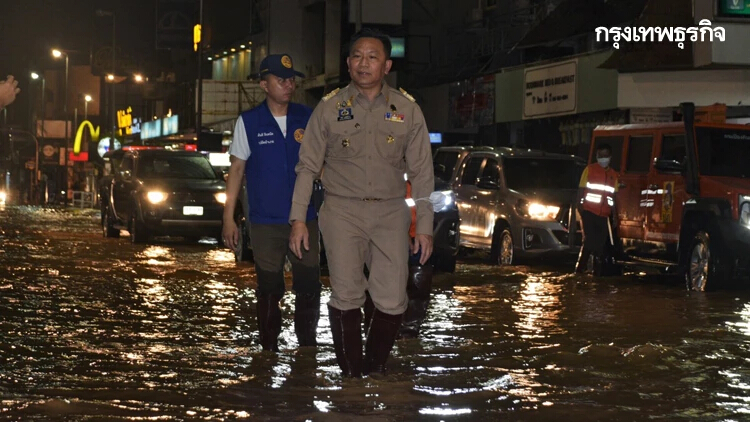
[660,134,686,164]
[591,135,623,172]
[503,158,582,191]
[460,157,484,186]
[625,136,653,174]
[433,150,461,182]
[120,156,134,174]
[138,155,218,179]
[482,158,501,183]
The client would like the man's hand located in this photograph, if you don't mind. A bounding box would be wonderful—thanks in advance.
[0,75,20,109]
[412,234,433,265]
[289,221,309,259]
[222,219,240,251]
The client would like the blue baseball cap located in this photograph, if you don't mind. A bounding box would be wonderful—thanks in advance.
[258,54,305,79]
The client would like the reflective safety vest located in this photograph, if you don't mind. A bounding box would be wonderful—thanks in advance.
[580,163,617,217]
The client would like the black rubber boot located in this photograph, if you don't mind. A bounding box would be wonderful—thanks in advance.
[328,305,363,378]
[575,247,592,274]
[363,309,403,377]
[256,292,283,352]
[294,292,320,347]
[398,263,433,339]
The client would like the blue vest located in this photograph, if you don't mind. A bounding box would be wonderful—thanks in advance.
[241,101,316,224]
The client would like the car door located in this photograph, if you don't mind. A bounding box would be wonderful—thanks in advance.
[646,132,686,254]
[617,134,654,254]
[474,156,502,247]
[455,155,485,246]
[112,154,135,223]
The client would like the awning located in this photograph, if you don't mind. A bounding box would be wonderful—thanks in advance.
[514,0,649,49]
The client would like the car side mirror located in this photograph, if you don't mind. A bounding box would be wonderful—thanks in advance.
[654,159,684,174]
[119,169,132,179]
[476,176,499,190]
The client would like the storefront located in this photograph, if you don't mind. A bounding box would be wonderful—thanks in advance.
[494,51,623,156]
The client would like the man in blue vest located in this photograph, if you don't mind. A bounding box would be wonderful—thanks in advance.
[222,54,320,352]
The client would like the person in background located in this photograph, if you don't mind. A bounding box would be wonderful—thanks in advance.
[222,54,321,352]
[575,143,618,275]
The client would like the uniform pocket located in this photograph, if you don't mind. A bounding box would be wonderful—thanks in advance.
[328,121,362,159]
[375,123,409,164]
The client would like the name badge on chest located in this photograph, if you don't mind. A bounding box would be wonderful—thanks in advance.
[338,108,354,121]
[385,112,405,123]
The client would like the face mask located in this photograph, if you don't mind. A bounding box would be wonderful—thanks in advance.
[597,157,611,168]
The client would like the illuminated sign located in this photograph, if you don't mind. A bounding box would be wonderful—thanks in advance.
[117,107,134,136]
[141,115,179,140]
[163,115,179,136]
[69,151,89,162]
[73,120,100,154]
[142,120,161,139]
[719,0,750,16]
[391,37,405,58]
[97,137,122,158]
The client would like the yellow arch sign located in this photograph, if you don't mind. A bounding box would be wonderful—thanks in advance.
[73,120,100,154]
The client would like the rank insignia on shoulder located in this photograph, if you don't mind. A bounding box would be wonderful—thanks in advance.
[322,88,340,102]
[385,112,405,123]
[338,108,354,121]
[399,87,416,102]
[342,138,350,147]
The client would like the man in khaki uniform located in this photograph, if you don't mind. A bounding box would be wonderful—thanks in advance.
[289,28,434,378]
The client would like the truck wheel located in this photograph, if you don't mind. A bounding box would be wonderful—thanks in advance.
[130,213,149,244]
[102,204,119,238]
[686,230,728,291]
[490,226,513,266]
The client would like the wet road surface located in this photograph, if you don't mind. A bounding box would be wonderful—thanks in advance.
[2,205,750,421]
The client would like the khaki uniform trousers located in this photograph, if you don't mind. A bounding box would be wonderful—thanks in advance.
[319,194,411,315]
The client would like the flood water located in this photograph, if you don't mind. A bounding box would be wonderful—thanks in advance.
[2,205,750,421]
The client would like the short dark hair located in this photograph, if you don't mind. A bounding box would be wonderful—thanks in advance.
[597,143,612,154]
[349,28,392,59]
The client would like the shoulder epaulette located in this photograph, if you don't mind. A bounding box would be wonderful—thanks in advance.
[322,88,340,102]
[399,87,416,102]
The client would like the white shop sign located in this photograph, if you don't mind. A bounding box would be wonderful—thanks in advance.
[523,60,578,119]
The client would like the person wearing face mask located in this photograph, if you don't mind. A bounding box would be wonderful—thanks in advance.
[575,143,618,274]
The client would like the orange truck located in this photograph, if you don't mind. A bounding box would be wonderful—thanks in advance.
[589,103,750,290]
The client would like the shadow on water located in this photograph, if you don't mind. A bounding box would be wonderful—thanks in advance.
[3,206,750,420]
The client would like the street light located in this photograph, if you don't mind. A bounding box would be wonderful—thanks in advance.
[30,72,45,199]
[52,48,70,206]
[84,94,92,120]
[133,74,143,83]
[96,8,116,151]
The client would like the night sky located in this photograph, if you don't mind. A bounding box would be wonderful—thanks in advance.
[0,0,251,127]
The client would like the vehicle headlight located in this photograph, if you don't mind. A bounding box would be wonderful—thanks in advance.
[215,192,227,204]
[740,195,750,227]
[0,191,6,204]
[146,191,168,204]
[430,190,455,213]
[516,200,560,220]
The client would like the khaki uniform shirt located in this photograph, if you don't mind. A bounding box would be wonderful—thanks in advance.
[290,82,434,235]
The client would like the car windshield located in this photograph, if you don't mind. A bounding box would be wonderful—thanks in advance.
[137,155,217,179]
[696,127,750,178]
[433,151,461,182]
[503,157,582,191]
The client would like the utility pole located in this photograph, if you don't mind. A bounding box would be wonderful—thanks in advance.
[196,0,204,140]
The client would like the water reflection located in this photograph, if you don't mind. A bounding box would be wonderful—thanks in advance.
[7,206,750,420]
